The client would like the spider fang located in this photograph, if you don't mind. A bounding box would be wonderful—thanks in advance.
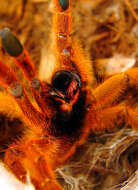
[49,86,66,101]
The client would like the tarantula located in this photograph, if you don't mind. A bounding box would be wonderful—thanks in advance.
[0,0,137,190]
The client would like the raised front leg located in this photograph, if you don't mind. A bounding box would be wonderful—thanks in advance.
[0,28,54,118]
[0,59,46,135]
[53,0,95,88]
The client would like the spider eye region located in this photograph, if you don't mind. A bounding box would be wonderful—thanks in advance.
[52,70,81,98]
[51,70,81,113]
[52,70,71,92]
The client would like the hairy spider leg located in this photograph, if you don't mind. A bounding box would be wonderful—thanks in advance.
[86,104,138,131]
[13,49,36,80]
[0,57,63,189]
[0,92,26,122]
[0,55,63,189]
[0,59,47,135]
[5,138,63,190]
[0,28,36,80]
[0,28,54,118]
[54,0,95,89]
[53,0,72,70]
[88,68,138,130]
[93,68,138,109]
[0,0,95,118]
[22,146,63,190]
[12,46,50,116]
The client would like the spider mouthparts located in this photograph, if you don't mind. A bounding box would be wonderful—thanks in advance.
[50,88,66,101]
[0,27,23,57]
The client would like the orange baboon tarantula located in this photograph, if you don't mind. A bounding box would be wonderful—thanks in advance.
[0,0,137,189]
